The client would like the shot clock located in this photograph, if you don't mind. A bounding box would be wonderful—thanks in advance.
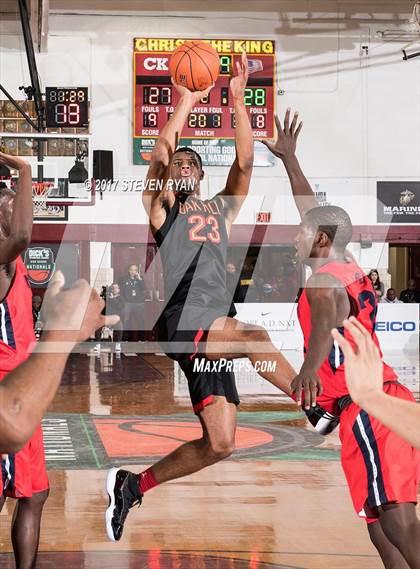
[133,37,276,165]
[45,88,89,128]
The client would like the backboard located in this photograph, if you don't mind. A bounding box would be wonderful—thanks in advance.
[0,133,94,205]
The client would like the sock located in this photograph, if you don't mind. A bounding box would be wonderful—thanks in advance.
[138,468,158,495]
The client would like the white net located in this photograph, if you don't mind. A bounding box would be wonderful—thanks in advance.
[32,182,54,217]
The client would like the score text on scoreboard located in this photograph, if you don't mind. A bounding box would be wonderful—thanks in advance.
[45,88,89,128]
[133,38,276,166]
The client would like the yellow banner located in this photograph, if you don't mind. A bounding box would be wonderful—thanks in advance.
[134,38,274,55]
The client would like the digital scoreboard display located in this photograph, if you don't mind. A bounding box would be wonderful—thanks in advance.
[133,38,276,166]
[45,88,89,128]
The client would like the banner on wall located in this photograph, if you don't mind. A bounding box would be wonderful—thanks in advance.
[374,303,419,352]
[24,247,56,286]
[133,138,275,167]
[377,181,420,223]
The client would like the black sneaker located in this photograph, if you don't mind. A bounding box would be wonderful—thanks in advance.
[105,467,142,541]
[305,404,340,435]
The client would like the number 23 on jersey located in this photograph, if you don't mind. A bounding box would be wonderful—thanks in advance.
[188,215,221,244]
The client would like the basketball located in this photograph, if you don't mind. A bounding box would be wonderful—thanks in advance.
[169,40,220,91]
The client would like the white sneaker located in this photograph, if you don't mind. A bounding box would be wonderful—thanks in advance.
[115,342,122,353]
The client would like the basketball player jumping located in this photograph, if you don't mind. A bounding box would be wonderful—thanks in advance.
[106,53,306,541]
[262,110,420,569]
[0,151,50,569]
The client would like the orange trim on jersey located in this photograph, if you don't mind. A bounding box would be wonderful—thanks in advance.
[189,327,205,361]
[193,395,215,414]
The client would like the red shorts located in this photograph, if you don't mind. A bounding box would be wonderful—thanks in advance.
[1,424,49,498]
[339,382,420,523]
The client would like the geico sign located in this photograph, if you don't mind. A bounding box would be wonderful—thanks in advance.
[375,321,416,332]
[144,57,169,70]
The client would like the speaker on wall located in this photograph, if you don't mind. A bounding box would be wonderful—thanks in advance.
[93,150,113,182]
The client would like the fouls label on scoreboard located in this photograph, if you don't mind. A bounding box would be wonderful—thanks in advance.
[133,37,276,166]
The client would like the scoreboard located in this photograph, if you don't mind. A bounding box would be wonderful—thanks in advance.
[133,38,276,166]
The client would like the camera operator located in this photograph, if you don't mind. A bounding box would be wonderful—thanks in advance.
[119,264,146,343]
[93,283,124,353]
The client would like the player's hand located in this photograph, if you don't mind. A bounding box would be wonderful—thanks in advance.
[0,151,31,171]
[41,271,120,343]
[229,51,249,100]
[171,79,214,106]
[259,110,302,160]
[291,370,323,410]
[331,317,383,407]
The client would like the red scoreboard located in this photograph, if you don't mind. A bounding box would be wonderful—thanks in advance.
[133,38,276,166]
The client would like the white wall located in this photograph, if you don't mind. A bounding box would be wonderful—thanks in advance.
[2,3,418,391]
[1,2,419,233]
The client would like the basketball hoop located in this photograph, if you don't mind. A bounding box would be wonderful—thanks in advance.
[32,182,54,217]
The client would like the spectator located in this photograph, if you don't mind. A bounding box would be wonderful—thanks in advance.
[226,262,243,303]
[367,269,384,300]
[381,288,402,304]
[119,264,146,342]
[32,295,43,339]
[94,283,124,353]
[238,261,258,302]
[399,279,420,303]
[267,260,299,302]
[32,294,42,327]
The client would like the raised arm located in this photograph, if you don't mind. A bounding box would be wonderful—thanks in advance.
[0,152,33,262]
[218,52,254,226]
[142,82,213,231]
[261,110,318,219]
[0,272,119,453]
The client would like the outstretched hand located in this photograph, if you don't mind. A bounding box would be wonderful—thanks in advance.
[260,109,302,159]
[42,271,120,342]
[229,51,249,100]
[171,78,214,106]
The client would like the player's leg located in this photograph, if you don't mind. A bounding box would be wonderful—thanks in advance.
[142,396,236,484]
[106,396,237,541]
[11,489,49,569]
[377,503,420,569]
[0,495,5,512]
[341,392,419,569]
[368,520,411,569]
[206,316,295,396]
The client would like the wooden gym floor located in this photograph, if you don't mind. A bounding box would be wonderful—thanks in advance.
[0,349,418,569]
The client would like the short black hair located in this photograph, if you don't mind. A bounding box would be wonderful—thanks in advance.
[303,205,353,249]
[173,146,203,170]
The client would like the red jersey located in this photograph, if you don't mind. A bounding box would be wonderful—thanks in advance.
[297,261,397,414]
[0,256,36,378]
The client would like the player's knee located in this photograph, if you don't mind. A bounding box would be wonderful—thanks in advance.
[209,437,235,460]
[243,324,269,345]
[25,488,49,509]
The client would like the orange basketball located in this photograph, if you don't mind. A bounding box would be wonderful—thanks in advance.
[169,41,220,91]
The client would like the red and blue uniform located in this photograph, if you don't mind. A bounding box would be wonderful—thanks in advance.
[298,261,419,522]
[0,257,49,498]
